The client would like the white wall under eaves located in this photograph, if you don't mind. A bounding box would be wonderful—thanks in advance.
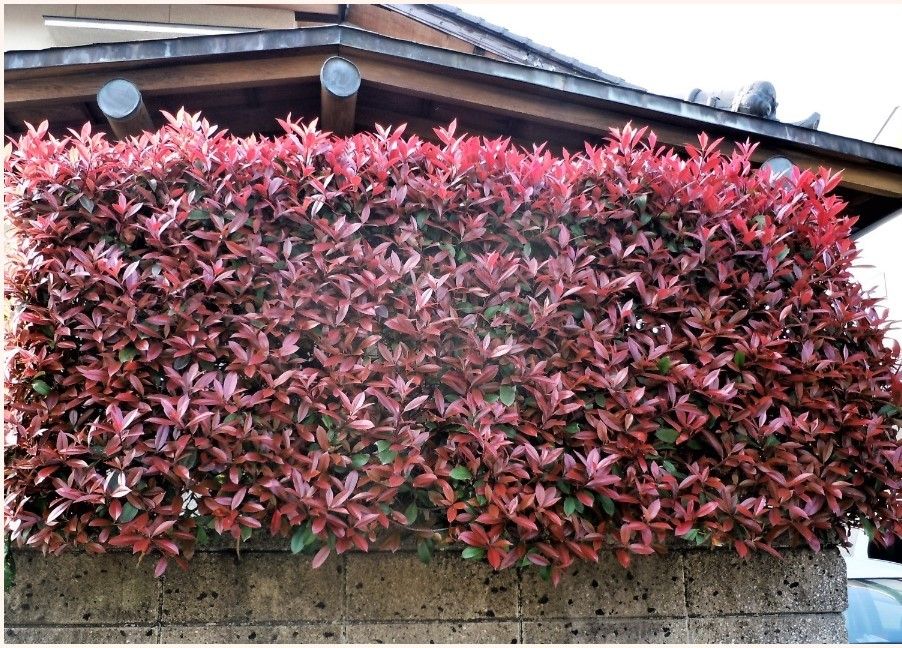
[843,207,902,579]
[2,4,297,52]
[851,206,902,346]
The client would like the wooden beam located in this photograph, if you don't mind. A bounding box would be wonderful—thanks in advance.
[319,56,360,136]
[346,5,476,56]
[354,105,588,154]
[96,78,153,139]
[4,54,327,110]
[349,55,902,197]
[352,57,705,147]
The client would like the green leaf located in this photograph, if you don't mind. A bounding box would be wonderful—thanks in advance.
[377,449,397,465]
[462,547,484,560]
[599,495,615,517]
[375,440,391,452]
[404,503,419,525]
[178,451,198,469]
[776,247,790,262]
[563,497,579,516]
[657,356,673,374]
[31,380,51,396]
[351,453,369,469]
[734,350,746,368]
[415,210,429,228]
[450,466,473,481]
[523,242,532,257]
[196,526,209,546]
[662,459,679,476]
[4,548,15,592]
[764,435,780,448]
[291,526,307,554]
[594,394,607,407]
[118,347,137,363]
[79,196,95,213]
[878,404,899,417]
[499,385,517,407]
[862,519,876,541]
[655,427,679,444]
[417,540,433,564]
[240,527,252,542]
[188,209,209,221]
[119,502,140,524]
[565,423,580,435]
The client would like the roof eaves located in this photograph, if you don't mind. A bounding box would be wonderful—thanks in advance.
[5,25,902,170]
[384,3,644,90]
[3,25,343,71]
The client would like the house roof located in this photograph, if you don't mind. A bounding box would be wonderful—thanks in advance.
[382,4,641,88]
[5,22,902,226]
[6,25,901,166]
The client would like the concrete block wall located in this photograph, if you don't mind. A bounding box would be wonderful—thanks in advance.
[4,544,848,643]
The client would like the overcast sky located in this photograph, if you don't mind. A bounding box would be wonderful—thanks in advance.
[457,3,902,143]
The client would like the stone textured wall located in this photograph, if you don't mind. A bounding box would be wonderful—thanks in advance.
[4,543,848,643]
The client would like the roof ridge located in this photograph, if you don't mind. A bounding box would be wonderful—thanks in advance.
[386,3,644,90]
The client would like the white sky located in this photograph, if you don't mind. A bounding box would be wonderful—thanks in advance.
[456,3,902,143]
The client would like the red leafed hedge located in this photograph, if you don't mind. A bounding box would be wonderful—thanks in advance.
[5,112,902,582]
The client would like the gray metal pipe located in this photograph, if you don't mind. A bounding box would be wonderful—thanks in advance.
[319,56,361,136]
[96,78,153,139]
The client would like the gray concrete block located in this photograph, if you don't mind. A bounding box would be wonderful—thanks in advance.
[4,625,158,643]
[161,552,343,623]
[345,551,517,621]
[685,546,847,615]
[346,621,520,643]
[161,623,344,643]
[4,552,159,625]
[522,618,688,643]
[197,533,293,552]
[688,613,848,643]
[521,552,685,618]
[198,535,423,553]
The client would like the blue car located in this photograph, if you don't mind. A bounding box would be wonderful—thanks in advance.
[843,531,902,643]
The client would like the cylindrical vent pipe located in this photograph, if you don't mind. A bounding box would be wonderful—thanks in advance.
[319,56,361,136]
[96,78,153,139]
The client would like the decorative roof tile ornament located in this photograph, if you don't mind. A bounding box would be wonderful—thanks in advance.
[688,81,821,129]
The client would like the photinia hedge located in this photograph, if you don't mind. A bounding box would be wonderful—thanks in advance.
[4,111,902,584]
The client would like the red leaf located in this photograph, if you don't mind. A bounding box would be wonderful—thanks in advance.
[311,546,331,569]
[154,557,169,578]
